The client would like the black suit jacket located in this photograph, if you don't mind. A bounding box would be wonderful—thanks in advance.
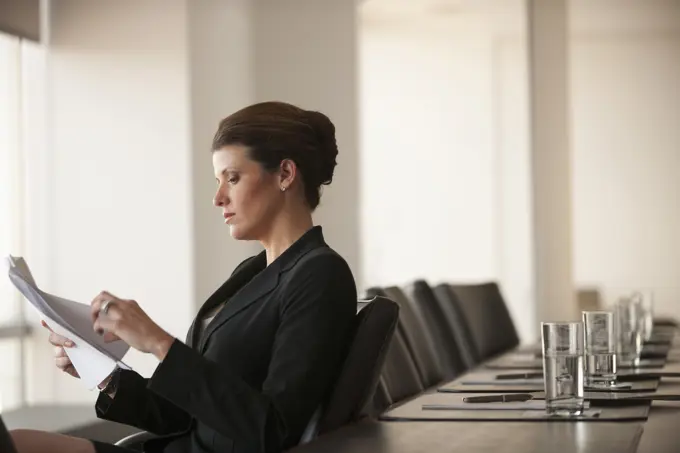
[95,227,357,453]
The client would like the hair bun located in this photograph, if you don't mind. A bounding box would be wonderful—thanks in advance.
[305,110,338,186]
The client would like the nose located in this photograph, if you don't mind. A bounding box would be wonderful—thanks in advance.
[213,185,229,207]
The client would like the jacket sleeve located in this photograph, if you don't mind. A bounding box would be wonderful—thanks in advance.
[146,253,357,453]
[94,255,258,434]
[95,369,191,434]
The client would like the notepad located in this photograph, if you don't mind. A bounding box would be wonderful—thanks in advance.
[5,256,131,389]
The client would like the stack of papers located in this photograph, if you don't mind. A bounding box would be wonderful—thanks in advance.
[5,255,131,389]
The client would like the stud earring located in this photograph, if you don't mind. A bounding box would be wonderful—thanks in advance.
[280,186,287,192]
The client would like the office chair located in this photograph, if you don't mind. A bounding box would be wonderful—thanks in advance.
[449,282,520,360]
[118,296,400,448]
[432,283,480,369]
[403,280,467,378]
[0,415,18,453]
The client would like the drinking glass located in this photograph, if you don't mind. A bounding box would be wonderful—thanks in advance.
[630,290,654,342]
[541,322,585,415]
[582,311,617,386]
[616,297,643,365]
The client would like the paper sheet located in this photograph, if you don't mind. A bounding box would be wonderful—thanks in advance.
[5,255,132,389]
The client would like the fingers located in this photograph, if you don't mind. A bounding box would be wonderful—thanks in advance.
[55,356,72,370]
[56,357,79,378]
[102,331,121,343]
[91,290,117,321]
[54,347,77,377]
[48,331,74,348]
[93,314,116,336]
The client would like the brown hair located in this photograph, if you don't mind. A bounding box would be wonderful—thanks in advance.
[211,101,338,210]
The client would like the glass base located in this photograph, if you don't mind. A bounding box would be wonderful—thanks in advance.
[546,398,585,416]
[586,378,632,390]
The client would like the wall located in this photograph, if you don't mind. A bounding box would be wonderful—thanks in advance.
[187,0,259,307]
[28,0,194,404]
[570,0,680,317]
[253,0,360,281]
[359,1,535,341]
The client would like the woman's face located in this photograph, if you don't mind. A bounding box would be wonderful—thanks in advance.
[212,145,283,240]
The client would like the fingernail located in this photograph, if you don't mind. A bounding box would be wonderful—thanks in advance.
[65,341,74,347]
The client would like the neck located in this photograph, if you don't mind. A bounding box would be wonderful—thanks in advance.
[260,210,314,266]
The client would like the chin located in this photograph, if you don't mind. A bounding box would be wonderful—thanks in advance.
[228,224,253,241]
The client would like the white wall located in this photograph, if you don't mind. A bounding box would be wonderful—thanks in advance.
[359,1,535,341]
[253,0,360,281]
[570,0,680,318]
[30,0,194,404]
[187,0,259,307]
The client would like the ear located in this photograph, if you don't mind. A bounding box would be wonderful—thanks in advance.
[278,159,297,191]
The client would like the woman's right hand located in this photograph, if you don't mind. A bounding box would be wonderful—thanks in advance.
[42,320,80,379]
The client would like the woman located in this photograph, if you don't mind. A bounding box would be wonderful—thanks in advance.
[10,101,358,453]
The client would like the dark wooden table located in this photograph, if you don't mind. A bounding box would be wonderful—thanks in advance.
[291,418,645,453]
[291,337,680,453]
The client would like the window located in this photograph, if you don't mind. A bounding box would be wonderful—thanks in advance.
[0,31,42,412]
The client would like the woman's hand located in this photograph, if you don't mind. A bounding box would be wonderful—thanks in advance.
[42,320,79,379]
[91,291,175,361]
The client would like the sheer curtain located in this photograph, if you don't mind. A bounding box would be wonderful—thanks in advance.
[0,31,38,411]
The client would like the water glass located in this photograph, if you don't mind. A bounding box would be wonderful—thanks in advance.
[541,322,585,415]
[630,290,654,341]
[582,311,617,386]
[616,297,643,364]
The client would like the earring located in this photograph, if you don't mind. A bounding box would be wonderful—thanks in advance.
[280,186,287,192]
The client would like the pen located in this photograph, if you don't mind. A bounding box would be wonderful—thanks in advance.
[462,394,534,403]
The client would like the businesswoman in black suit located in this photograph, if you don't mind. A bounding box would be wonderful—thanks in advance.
[10,101,358,453]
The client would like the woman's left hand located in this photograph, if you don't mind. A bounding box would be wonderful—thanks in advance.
[91,291,175,361]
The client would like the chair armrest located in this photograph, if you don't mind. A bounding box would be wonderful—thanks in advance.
[114,431,158,449]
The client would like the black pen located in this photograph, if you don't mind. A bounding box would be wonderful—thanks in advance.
[496,372,543,380]
[463,394,534,403]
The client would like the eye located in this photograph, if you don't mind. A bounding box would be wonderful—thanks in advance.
[228,175,239,184]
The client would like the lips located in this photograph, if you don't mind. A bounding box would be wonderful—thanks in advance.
[223,213,235,223]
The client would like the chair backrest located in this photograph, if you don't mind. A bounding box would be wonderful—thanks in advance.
[371,286,445,389]
[403,280,467,378]
[0,415,17,453]
[300,296,399,442]
[372,327,424,413]
[449,282,519,360]
[432,284,479,369]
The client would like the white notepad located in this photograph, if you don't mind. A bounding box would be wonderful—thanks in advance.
[5,255,132,389]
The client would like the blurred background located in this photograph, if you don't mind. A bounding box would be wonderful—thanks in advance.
[0,0,678,416]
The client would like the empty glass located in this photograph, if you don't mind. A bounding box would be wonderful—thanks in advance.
[541,322,585,415]
[630,290,654,342]
[616,297,643,365]
[583,311,617,387]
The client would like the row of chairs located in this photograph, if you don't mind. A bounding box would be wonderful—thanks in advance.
[364,281,520,414]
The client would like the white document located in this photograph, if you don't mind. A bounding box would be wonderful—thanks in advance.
[5,255,132,389]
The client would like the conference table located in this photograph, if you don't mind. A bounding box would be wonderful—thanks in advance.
[291,329,680,453]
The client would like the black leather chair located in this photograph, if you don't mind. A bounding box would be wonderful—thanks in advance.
[432,284,479,369]
[448,282,520,361]
[299,296,399,441]
[403,280,467,378]
[0,415,17,453]
[369,328,424,415]
[117,297,400,448]
[368,286,446,390]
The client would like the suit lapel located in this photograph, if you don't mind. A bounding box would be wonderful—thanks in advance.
[195,226,327,353]
[187,254,266,348]
[198,260,279,352]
